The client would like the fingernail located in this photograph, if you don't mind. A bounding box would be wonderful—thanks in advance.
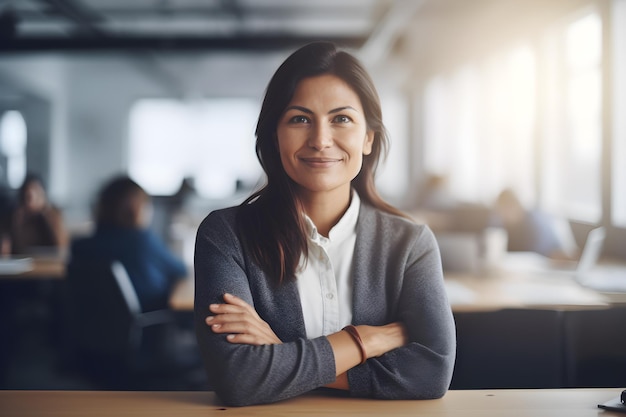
[226,334,235,340]
[224,293,232,299]
[212,324,221,330]
[205,316,214,322]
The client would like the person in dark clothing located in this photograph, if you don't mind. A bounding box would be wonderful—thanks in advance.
[70,175,186,312]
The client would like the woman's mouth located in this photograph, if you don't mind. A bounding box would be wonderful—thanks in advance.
[299,157,342,167]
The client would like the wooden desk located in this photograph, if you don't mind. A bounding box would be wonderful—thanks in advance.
[445,272,610,312]
[170,276,193,311]
[0,255,65,280]
[0,389,622,417]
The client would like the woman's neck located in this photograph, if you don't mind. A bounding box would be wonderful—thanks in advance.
[298,187,351,237]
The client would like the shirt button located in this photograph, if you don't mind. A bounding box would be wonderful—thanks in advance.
[326,293,334,300]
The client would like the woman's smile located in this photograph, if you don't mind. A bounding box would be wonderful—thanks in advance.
[298,156,343,168]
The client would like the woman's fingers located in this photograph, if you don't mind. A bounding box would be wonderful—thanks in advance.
[223,293,261,317]
[208,294,259,317]
[205,293,282,345]
[209,319,274,338]
[225,332,281,345]
[210,319,281,345]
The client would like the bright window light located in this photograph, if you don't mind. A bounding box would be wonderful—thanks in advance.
[0,110,28,189]
[612,0,626,227]
[128,98,261,198]
[422,43,536,206]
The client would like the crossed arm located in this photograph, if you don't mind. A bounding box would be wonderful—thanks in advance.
[205,293,408,390]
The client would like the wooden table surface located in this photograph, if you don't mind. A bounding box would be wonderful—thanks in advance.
[1,389,623,417]
[0,255,65,280]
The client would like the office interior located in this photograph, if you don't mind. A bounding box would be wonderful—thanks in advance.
[0,0,624,392]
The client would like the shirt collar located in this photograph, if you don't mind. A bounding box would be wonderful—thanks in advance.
[303,191,361,245]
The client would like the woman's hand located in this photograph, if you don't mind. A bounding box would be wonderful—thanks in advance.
[206,293,282,345]
[357,322,408,358]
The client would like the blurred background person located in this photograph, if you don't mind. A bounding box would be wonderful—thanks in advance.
[414,173,457,212]
[69,175,186,313]
[492,188,576,261]
[9,173,67,256]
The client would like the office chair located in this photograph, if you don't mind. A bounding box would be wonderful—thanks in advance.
[66,260,205,390]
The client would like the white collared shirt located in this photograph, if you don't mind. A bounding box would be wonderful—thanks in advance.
[296,192,360,339]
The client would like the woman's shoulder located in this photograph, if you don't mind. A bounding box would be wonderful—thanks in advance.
[198,205,240,233]
[358,203,437,253]
[360,202,429,235]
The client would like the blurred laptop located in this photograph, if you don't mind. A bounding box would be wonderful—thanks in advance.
[574,227,626,293]
[572,226,606,278]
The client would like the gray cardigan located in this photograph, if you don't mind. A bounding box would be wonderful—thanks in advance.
[194,202,456,406]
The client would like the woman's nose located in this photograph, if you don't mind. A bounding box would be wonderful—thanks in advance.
[307,122,333,150]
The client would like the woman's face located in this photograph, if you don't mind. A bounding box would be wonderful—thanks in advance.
[23,181,47,211]
[276,74,374,199]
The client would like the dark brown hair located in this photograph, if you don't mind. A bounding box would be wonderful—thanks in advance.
[237,41,406,286]
[95,175,149,229]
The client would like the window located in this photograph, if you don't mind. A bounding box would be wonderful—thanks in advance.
[128,98,261,199]
[542,11,602,222]
[421,11,603,223]
[612,0,626,227]
[422,44,536,206]
[564,12,602,221]
[0,110,27,189]
[378,92,410,202]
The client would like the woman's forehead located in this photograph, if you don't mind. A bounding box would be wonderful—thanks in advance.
[287,74,363,110]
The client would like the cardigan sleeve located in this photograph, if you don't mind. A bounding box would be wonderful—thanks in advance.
[345,220,456,400]
[193,209,337,406]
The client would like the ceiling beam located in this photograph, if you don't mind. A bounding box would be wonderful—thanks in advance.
[40,0,105,36]
[0,34,367,53]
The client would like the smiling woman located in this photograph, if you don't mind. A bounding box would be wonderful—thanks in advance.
[193,42,456,407]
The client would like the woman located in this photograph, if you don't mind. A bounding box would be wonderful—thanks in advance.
[10,174,67,255]
[70,175,186,313]
[194,42,456,406]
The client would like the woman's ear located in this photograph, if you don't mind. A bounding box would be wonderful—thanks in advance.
[363,131,375,155]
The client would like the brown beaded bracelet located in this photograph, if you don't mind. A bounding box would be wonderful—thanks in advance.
[342,325,367,365]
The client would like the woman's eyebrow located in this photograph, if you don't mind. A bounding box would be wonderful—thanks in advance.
[284,105,358,114]
[328,106,357,114]
[284,105,312,114]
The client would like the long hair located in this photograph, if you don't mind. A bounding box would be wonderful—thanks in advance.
[237,41,406,286]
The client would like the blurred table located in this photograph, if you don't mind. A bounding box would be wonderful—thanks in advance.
[0,388,623,417]
[0,255,65,280]
[170,269,611,313]
[444,272,610,312]
[170,276,194,311]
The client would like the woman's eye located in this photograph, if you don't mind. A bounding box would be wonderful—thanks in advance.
[289,115,309,124]
[333,115,352,123]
